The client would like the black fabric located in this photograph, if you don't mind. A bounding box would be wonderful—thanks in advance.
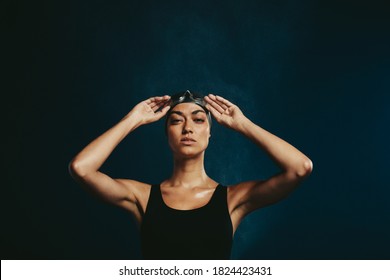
[140,184,233,260]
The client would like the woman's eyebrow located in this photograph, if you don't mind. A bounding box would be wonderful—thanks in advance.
[192,110,206,115]
[169,110,206,116]
[169,111,183,116]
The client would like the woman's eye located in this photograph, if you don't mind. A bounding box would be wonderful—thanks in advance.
[195,119,205,123]
[170,119,182,124]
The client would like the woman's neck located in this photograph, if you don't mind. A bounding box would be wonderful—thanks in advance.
[168,155,210,188]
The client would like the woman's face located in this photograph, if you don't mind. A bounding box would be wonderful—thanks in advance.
[166,102,211,158]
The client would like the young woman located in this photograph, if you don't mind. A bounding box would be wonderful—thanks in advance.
[69,90,313,259]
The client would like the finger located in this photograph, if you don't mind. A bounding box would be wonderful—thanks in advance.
[205,95,225,114]
[150,97,171,110]
[151,100,166,110]
[146,95,170,105]
[153,100,171,113]
[207,94,229,111]
[205,103,221,119]
[159,104,171,115]
[209,94,235,110]
[215,95,234,107]
[150,102,161,110]
[145,97,158,105]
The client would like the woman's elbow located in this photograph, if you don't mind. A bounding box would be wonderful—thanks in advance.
[296,158,313,178]
[68,159,87,178]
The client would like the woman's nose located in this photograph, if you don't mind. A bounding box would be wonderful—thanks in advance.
[182,124,193,134]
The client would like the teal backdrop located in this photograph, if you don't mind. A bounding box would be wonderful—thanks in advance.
[3,0,389,259]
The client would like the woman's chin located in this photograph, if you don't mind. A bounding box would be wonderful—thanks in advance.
[173,149,204,159]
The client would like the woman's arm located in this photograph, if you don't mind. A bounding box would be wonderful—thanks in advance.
[205,94,313,217]
[69,96,171,214]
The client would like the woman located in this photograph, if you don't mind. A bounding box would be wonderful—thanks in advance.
[69,90,313,259]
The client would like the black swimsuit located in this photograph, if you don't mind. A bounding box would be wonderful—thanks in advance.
[140,184,233,259]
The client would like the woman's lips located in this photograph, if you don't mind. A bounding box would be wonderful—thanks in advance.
[181,137,196,145]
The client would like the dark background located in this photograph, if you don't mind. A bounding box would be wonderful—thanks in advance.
[3,0,389,259]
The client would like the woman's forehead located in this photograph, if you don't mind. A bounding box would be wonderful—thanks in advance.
[169,102,206,114]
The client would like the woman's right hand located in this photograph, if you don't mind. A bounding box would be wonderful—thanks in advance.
[128,95,171,125]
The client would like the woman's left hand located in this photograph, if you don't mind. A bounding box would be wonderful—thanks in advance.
[205,94,247,130]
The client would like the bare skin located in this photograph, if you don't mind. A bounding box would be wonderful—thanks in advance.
[69,94,313,234]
